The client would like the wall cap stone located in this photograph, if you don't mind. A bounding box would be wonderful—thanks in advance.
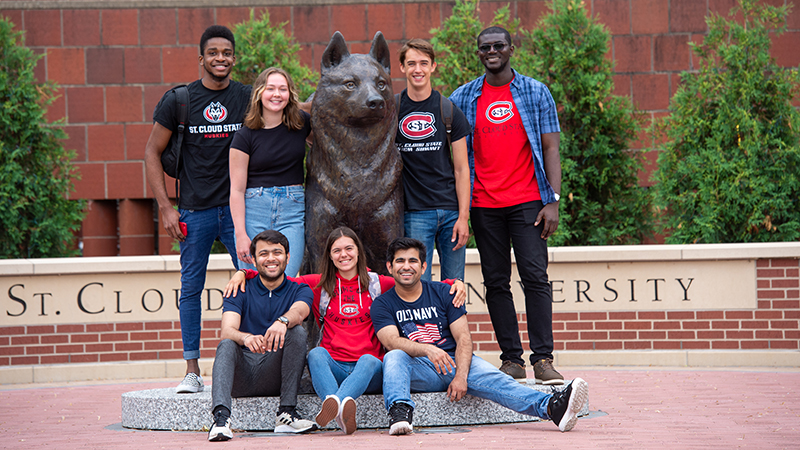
[3,243,797,277]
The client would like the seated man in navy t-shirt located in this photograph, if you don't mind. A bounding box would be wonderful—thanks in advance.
[370,237,589,436]
[208,230,316,441]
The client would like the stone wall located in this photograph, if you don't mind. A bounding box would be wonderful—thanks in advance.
[1,244,798,383]
[1,0,798,256]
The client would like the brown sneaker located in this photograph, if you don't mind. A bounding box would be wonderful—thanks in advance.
[499,360,527,381]
[533,358,564,385]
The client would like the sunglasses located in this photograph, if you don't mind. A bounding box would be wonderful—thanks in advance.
[478,43,507,53]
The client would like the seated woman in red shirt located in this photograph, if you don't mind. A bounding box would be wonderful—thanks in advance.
[224,226,464,435]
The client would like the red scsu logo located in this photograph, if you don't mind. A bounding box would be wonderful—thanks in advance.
[486,101,513,124]
[203,102,228,123]
[341,304,359,317]
[399,112,437,140]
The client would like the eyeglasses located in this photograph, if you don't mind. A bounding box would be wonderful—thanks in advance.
[478,43,507,53]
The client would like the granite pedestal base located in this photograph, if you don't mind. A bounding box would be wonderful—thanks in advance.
[121,380,588,431]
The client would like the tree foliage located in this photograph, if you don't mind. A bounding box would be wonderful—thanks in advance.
[0,18,84,258]
[652,0,800,243]
[231,9,318,101]
[517,0,652,245]
[430,0,519,96]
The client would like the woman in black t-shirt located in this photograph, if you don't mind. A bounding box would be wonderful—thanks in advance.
[229,67,311,276]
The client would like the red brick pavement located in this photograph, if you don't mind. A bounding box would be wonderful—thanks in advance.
[1,368,798,449]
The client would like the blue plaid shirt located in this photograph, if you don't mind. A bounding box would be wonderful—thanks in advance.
[449,69,561,205]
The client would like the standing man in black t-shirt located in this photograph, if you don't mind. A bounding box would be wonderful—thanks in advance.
[145,25,252,394]
[395,39,471,282]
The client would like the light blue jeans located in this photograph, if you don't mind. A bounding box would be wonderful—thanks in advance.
[178,206,238,361]
[404,209,465,281]
[307,347,383,400]
[241,185,305,277]
[381,349,552,418]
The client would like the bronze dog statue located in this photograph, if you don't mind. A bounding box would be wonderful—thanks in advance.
[305,31,402,274]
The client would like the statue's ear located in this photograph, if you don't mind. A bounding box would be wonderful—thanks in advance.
[321,31,350,73]
[368,31,391,75]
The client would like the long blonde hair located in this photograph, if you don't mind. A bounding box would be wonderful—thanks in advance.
[243,67,305,131]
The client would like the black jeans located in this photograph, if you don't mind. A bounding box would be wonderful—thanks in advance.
[471,201,553,366]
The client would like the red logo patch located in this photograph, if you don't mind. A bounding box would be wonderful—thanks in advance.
[399,112,437,140]
[486,101,514,124]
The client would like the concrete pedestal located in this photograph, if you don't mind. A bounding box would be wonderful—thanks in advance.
[121,380,588,431]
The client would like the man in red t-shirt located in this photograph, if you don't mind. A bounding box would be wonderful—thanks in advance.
[450,26,565,385]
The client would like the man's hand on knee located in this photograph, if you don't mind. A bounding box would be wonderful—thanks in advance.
[264,321,287,352]
[244,334,266,353]
[425,346,455,375]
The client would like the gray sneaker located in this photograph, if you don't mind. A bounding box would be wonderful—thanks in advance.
[533,358,564,385]
[499,360,527,380]
[176,373,204,393]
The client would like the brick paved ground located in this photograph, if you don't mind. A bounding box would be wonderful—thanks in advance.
[1,367,798,449]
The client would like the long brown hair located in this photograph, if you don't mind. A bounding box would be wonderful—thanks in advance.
[243,67,305,131]
[317,227,370,297]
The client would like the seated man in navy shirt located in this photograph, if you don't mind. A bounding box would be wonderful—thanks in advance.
[371,237,589,435]
[208,230,316,441]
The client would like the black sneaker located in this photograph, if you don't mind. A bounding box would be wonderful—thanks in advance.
[275,407,317,433]
[388,402,414,435]
[548,377,588,432]
[208,409,233,441]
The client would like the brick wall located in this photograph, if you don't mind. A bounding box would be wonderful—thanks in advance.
[2,1,799,256]
[2,258,797,366]
[0,319,218,366]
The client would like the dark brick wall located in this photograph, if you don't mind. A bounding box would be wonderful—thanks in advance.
[1,1,798,256]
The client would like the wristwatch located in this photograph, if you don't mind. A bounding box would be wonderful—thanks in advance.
[277,316,289,326]
[553,192,561,202]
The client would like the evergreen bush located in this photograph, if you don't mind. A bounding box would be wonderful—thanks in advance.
[231,10,318,101]
[652,0,800,243]
[517,0,653,245]
[430,0,518,96]
[0,18,84,258]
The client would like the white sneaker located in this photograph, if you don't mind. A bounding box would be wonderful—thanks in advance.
[208,415,232,441]
[176,373,204,393]
[340,396,357,435]
[315,395,340,427]
[275,409,317,433]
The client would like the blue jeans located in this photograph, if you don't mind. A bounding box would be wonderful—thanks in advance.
[179,206,238,361]
[381,349,551,418]
[404,209,465,281]
[241,185,305,277]
[307,347,383,400]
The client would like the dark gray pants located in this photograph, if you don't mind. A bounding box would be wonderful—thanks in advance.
[211,325,308,414]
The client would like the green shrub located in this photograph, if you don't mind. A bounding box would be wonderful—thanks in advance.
[652,0,800,243]
[231,9,318,101]
[430,0,518,96]
[0,18,84,258]
[517,0,653,245]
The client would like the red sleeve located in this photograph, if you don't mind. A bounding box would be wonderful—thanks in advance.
[442,278,455,286]
[244,269,257,279]
[378,274,396,294]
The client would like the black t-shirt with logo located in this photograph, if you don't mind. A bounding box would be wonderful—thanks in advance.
[153,79,252,210]
[230,111,311,189]
[395,89,470,211]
